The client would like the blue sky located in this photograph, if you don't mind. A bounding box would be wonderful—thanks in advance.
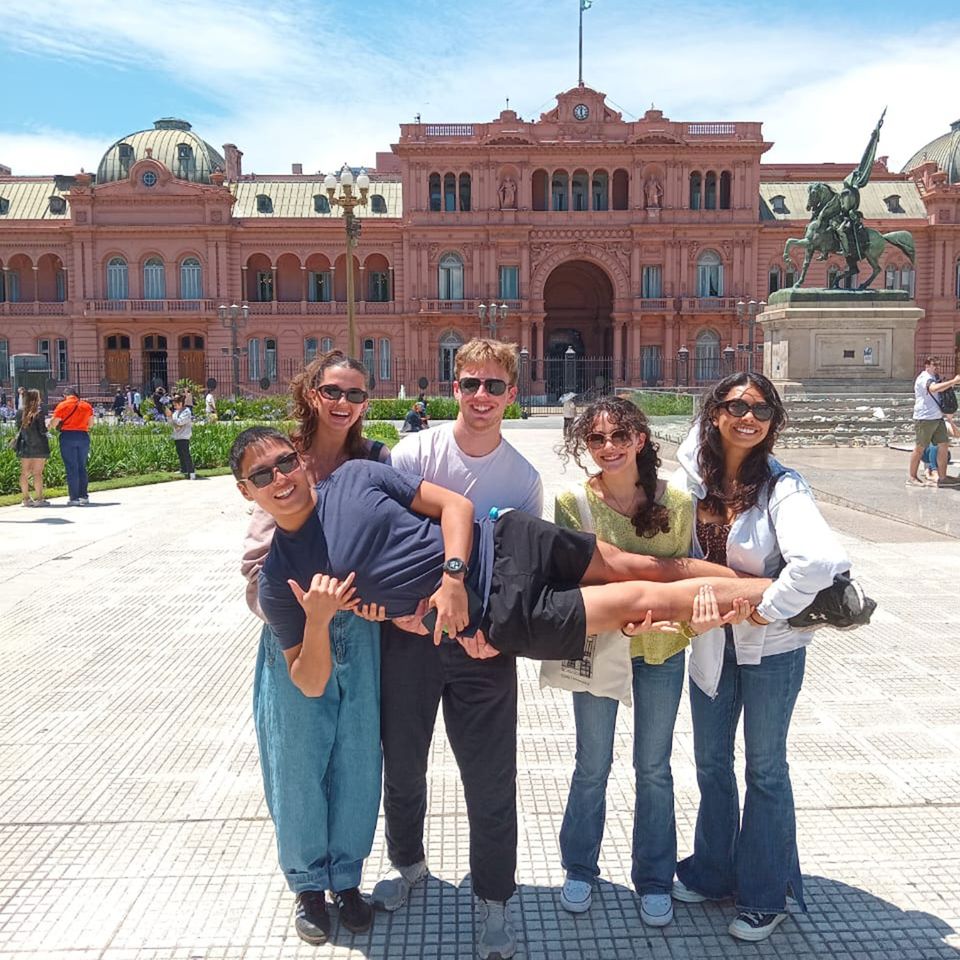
[1,0,958,176]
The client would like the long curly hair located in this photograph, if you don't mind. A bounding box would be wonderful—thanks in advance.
[562,395,670,538]
[21,389,42,429]
[697,372,787,516]
[289,350,369,459]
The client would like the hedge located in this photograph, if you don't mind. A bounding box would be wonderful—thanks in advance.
[367,397,520,420]
[625,392,695,417]
[0,421,399,496]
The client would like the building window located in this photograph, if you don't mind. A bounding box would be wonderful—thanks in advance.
[314,194,331,213]
[265,338,277,381]
[591,170,609,211]
[180,334,204,350]
[719,171,732,210]
[571,171,589,211]
[956,260,960,298]
[458,173,471,212]
[0,339,8,379]
[443,173,456,212]
[884,265,897,289]
[37,338,51,373]
[55,270,67,302]
[180,258,202,299]
[551,171,569,211]
[362,338,375,376]
[704,171,717,210]
[369,271,390,302]
[247,338,261,381]
[118,143,134,171]
[641,345,662,385]
[56,338,68,382]
[532,169,548,211]
[641,265,663,298]
[612,168,629,210]
[257,271,274,302]
[438,330,464,382]
[0,197,8,215]
[256,194,273,214]
[309,271,332,302]
[141,170,158,187]
[370,193,387,214]
[143,258,165,300]
[321,336,334,352]
[49,196,66,215]
[827,265,842,288]
[768,265,782,295]
[785,268,796,288]
[106,334,131,351]
[689,172,701,210]
[498,266,519,300]
[696,250,723,297]
[695,329,721,381]
[6,271,20,303]
[900,267,915,296]
[304,337,318,364]
[771,195,788,215]
[884,194,904,214]
[438,253,464,300]
[429,173,441,212]
[106,257,128,300]
[379,338,391,381]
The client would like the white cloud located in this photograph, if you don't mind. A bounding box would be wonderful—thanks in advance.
[0,0,957,175]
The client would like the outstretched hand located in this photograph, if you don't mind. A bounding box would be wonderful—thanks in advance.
[288,571,359,622]
[690,584,752,634]
[621,609,682,637]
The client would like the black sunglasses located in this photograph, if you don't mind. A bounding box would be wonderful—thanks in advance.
[719,399,775,422]
[586,429,635,450]
[317,384,368,403]
[457,377,508,396]
[241,451,301,489]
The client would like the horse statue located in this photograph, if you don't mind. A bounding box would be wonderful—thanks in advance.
[783,181,915,289]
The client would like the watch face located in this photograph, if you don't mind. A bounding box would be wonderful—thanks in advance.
[573,103,590,121]
[444,558,466,574]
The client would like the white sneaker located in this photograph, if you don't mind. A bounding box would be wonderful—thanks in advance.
[640,893,673,927]
[371,860,428,912]
[559,878,592,913]
[728,910,788,941]
[671,879,708,903]
[189,472,197,480]
[67,499,83,506]
[78,497,89,504]
[477,899,517,959]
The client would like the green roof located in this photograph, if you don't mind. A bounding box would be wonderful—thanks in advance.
[902,120,960,184]
[96,119,225,185]
[231,179,402,218]
[0,178,71,220]
[759,180,926,221]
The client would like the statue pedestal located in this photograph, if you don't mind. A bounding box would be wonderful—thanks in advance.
[758,290,921,393]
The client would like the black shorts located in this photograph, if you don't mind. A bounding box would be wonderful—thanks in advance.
[484,510,595,661]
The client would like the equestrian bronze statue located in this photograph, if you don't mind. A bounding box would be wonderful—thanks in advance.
[783,110,915,290]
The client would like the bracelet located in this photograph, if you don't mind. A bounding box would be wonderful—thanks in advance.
[748,611,769,626]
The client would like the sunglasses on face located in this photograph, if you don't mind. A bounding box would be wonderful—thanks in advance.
[586,429,634,450]
[718,399,775,422]
[241,451,301,489]
[457,377,508,396]
[317,384,368,404]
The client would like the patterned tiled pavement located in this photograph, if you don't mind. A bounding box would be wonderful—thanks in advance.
[1,427,958,959]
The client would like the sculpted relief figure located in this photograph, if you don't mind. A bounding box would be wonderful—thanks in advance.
[498,177,517,210]
[644,176,663,209]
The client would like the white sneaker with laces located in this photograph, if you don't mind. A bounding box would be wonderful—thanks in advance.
[640,893,673,927]
[728,910,788,941]
[371,860,428,912]
[671,879,708,903]
[559,878,592,913]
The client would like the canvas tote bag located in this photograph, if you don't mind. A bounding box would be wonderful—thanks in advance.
[539,483,634,706]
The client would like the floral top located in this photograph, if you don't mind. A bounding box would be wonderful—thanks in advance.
[696,519,731,567]
[555,482,693,664]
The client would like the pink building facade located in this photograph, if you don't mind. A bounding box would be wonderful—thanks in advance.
[1,90,959,400]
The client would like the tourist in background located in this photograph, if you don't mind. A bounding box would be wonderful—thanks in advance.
[167,393,196,480]
[14,388,51,507]
[240,351,388,945]
[908,357,960,487]
[671,372,851,942]
[112,389,125,421]
[400,401,423,434]
[49,387,94,506]
[205,386,218,422]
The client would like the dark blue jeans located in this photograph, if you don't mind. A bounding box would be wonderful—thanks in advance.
[677,641,806,913]
[59,430,90,500]
[253,616,381,894]
[560,651,685,895]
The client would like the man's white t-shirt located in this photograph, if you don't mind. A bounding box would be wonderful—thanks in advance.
[391,421,543,520]
[205,392,216,416]
[914,371,943,421]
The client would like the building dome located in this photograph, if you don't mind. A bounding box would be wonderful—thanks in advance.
[96,118,225,184]
[901,119,960,184]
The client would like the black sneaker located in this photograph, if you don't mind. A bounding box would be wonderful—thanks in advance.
[787,571,876,630]
[295,890,331,945]
[728,910,787,941]
[333,887,374,933]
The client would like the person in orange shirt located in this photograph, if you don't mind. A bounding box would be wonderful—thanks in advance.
[49,387,95,505]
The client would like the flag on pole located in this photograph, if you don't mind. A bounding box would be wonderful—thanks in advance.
[581,0,592,9]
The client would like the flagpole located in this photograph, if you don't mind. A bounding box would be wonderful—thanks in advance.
[578,1,584,86]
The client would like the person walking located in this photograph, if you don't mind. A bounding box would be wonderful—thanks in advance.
[112,389,125,421]
[132,387,142,418]
[49,387,94,506]
[240,350,389,945]
[167,393,196,479]
[373,339,542,960]
[671,371,854,942]
[14,388,51,507]
[544,396,745,928]
[204,386,217,422]
[908,357,960,487]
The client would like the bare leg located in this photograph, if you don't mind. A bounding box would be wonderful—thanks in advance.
[581,576,772,635]
[32,462,45,500]
[937,442,950,479]
[19,462,30,502]
[908,445,924,480]
[581,539,741,585]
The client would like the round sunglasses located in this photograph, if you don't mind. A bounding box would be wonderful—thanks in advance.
[241,451,301,489]
[317,384,369,404]
[586,429,634,450]
[718,398,775,422]
[457,377,508,396]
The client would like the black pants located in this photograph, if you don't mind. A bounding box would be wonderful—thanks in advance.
[380,623,518,902]
[174,438,194,476]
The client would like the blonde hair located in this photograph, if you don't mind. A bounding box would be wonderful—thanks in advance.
[454,338,519,384]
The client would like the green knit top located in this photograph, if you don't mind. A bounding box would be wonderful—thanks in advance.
[554,482,694,664]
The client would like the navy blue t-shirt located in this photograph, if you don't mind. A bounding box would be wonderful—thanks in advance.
[259,459,487,650]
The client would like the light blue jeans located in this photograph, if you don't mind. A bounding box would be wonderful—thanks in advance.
[677,640,807,913]
[559,651,685,895]
[253,613,382,894]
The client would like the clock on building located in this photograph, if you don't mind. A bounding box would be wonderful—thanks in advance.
[573,103,590,121]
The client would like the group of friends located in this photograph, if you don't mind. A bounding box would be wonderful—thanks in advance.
[230,338,871,957]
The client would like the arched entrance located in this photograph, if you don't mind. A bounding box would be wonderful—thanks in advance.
[542,260,614,398]
[142,334,169,389]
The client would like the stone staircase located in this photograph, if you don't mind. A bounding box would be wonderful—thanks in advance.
[779,392,916,447]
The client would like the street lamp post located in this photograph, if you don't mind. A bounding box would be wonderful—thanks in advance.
[477,301,509,339]
[325,165,370,357]
[736,298,765,373]
[218,301,249,398]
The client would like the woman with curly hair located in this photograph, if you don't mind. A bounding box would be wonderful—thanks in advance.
[543,396,747,928]
[671,372,853,942]
[240,351,389,944]
[15,388,51,506]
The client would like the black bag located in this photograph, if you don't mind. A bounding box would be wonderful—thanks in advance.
[935,383,958,415]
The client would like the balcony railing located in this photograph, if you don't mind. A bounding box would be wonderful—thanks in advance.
[0,301,68,316]
[247,300,399,316]
[418,299,522,314]
[681,297,738,313]
[85,299,216,314]
[635,298,672,312]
